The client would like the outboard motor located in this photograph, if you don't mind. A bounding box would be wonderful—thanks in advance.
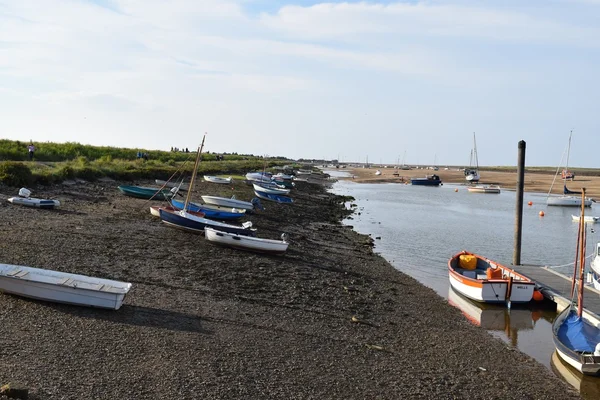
[281,233,289,243]
[18,188,31,198]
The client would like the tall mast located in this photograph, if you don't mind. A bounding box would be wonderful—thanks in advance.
[577,188,586,317]
[565,130,572,180]
[183,134,206,213]
[473,133,479,170]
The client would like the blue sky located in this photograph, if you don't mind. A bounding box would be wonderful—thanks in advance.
[1,0,599,166]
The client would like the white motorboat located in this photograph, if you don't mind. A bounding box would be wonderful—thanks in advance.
[155,179,189,191]
[204,175,232,184]
[252,183,290,195]
[548,195,593,207]
[467,185,501,194]
[0,263,132,310]
[201,195,255,211]
[571,215,599,223]
[204,227,289,254]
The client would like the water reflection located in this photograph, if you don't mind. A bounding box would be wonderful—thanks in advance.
[448,286,536,346]
[551,350,600,400]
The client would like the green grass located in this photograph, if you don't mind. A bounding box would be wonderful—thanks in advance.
[0,140,293,186]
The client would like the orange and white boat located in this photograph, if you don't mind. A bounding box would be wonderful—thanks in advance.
[448,251,536,304]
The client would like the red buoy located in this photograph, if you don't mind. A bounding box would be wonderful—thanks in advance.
[539,211,545,217]
[528,201,533,206]
[532,290,544,302]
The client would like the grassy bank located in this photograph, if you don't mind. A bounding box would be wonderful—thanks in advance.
[0,140,294,186]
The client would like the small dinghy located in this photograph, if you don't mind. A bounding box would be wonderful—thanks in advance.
[204,227,289,254]
[572,215,599,223]
[201,195,257,211]
[252,183,290,195]
[254,190,294,204]
[0,263,131,309]
[7,188,60,209]
[149,205,204,218]
[448,250,536,305]
[118,185,176,200]
[467,185,501,194]
[204,175,232,184]
[160,208,256,236]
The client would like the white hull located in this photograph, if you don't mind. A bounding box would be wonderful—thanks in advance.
[252,183,290,195]
[201,196,255,210]
[467,185,501,194]
[155,179,189,191]
[204,175,232,184]
[8,197,60,208]
[547,196,593,207]
[448,273,534,303]
[571,215,599,223]
[204,227,288,253]
[553,308,600,376]
[0,263,131,310]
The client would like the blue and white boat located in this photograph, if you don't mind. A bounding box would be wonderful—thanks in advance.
[159,208,256,236]
[254,190,294,204]
[552,194,600,376]
[170,199,246,220]
[252,183,290,195]
[410,174,442,186]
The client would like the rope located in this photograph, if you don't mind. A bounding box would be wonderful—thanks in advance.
[546,253,594,269]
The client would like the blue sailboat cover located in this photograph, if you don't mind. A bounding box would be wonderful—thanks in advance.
[558,311,600,353]
[564,185,581,195]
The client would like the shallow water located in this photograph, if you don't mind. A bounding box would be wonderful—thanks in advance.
[328,172,600,396]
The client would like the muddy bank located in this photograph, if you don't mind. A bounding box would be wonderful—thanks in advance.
[0,175,579,399]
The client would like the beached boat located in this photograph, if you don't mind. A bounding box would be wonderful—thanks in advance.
[204,227,288,254]
[272,178,295,189]
[160,208,256,236]
[410,174,442,186]
[550,350,600,397]
[448,251,536,305]
[467,185,501,194]
[201,195,257,211]
[552,189,600,376]
[8,196,60,209]
[118,185,175,200]
[0,263,131,310]
[275,172,294,180]
[204,175,232,184]
[7,188,60,209]
[465,133,480,183]
[170,199,246,220]
[245,172,273,183]
[547,132,593,207]
[252,183,290,195]
[149,205,204,218]
[254,190,294,204]
[154,179,189,191]
[571,215,599,223]
[591,242,600,291]
[375,170,382,176]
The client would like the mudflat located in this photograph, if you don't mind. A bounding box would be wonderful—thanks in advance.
[0,175,579,399]
[346,167,600,200]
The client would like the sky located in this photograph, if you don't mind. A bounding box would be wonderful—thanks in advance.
[1,0,599,167]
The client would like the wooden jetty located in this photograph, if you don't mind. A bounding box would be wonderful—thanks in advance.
[513,264,600,324]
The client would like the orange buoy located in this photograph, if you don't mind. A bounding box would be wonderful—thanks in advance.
[532,290,544,302]
[531,310,542,321]
[528,201,533,206]
[539,211,545,217]
[454,188,458,192]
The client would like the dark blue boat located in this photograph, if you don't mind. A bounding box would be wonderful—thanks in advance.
[254,190,294,204]
[159,208,256,236]
[170,199,245,220]
[410,174,442,186]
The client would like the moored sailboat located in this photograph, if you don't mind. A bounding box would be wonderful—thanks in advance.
[552,189,600,376]
[465,133,480,183]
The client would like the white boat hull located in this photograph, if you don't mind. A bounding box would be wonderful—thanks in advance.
[553,308,600,376]
[8,197,60,209]
[547,196,592,207]
[0,264,131,310]
[204,175,232,184]
[252,183,290,195]
[204,227,288,253]
[571,215,599,223]
[448,273,533,303]
[467,185,501,194]
[201,195,254,210]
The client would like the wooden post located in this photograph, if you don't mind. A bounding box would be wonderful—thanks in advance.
[513,141,526,266]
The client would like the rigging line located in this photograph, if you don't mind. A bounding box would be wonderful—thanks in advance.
[546,253,594,269]
[137,156,195,212]
[547,140,569,198]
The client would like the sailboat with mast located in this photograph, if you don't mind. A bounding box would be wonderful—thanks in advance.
[552,189,600,375]
[465,133,480,183]
[159,135,257,236]
[547,131,593,207]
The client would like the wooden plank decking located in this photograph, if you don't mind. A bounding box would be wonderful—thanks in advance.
[513,264,600,324]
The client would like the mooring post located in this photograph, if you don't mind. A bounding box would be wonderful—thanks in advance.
[513,140,526,266]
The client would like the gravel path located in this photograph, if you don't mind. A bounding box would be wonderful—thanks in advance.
[0,175,580,399]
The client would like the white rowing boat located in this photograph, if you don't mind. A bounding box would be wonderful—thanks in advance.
[204,175,232,184]
[8,197,60,209]
[0,263,132,310]
[201,195,256,211]
[571,215,599,223]
[204,227,289,254]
